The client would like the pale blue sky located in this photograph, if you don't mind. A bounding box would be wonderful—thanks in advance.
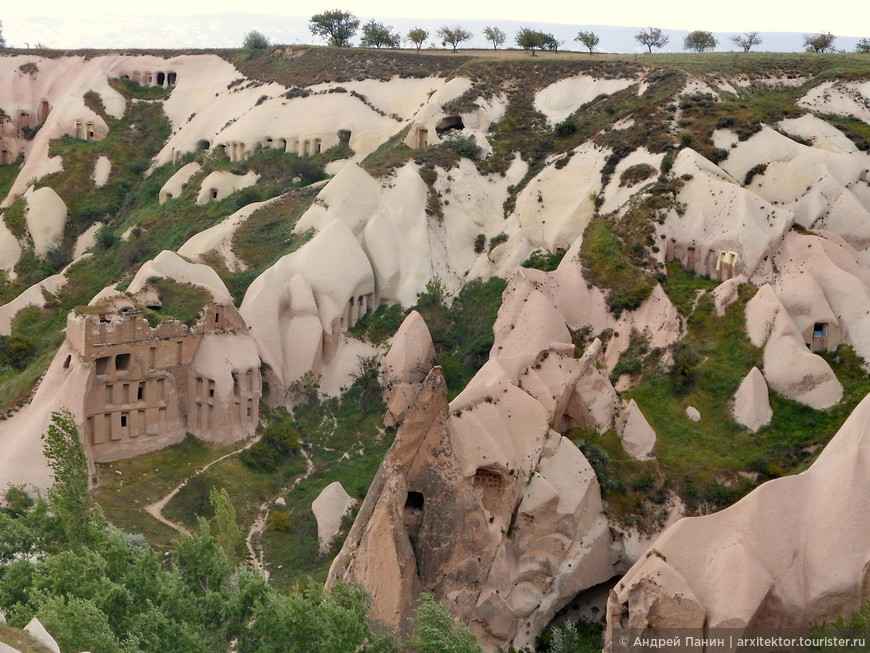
[4,0,860,36]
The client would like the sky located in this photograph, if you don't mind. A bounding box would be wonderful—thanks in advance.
[2,0,861,35]
[1,0,864,50]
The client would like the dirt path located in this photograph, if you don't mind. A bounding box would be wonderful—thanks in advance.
[144,438,259,534]
[245,444,314,577]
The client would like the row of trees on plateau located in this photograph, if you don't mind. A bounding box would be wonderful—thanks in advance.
[302,13,870,55]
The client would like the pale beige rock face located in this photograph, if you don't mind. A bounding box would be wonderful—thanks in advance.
[24,186,67,257]
[606,391,870,648]
[746,284,842,409]
[195,170,258,205]
[731,367,772,432]
[382,310,435,426]
[159,162,201,204]
[328,367,616,652]
[312,481,356,553]
[24,618,61,653]
[618,400,657,460]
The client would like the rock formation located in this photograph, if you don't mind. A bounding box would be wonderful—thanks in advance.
[328,367,617,652]
[746,284,842,409]
[606,391,870,649]
[23,618,60,653]
[312,481,356,553]
[381,310,435,426]
[617,400,657,460]
[731,367,772,432]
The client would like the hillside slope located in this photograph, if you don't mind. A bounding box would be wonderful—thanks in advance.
[1,47,870,650]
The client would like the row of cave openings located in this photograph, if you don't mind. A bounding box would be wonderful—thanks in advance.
[171,129,352,164]
[401,468,508,538]
[120,70,178,87]
[0,100,52,164]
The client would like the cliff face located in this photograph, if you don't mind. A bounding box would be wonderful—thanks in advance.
[606,390,870,646]
[1,49,870,647]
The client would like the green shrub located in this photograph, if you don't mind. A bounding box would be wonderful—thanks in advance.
[445,133,481,160]
[554,118,577,137]
[573,438,625,497]
[744,162,768,186]
[240,422,301,472]
[243,30,270,51]
[522,249,565,271]
[473,233,486,253]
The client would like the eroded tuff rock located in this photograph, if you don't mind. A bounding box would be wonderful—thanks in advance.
[312,481,356,553]
[328,364,616,652]
[24,618,60,653]
[606,391,870,650]
[382,310,435,427]
[731,367,772,432]
[617,400,657,460]
[746,284,842,409]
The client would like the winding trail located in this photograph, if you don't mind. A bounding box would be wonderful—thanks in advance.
[144,438,259,534]
[245,444,314,577]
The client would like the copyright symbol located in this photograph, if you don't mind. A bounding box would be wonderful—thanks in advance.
[620,636,629,646]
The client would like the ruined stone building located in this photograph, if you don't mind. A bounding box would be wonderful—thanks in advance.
[65,299,261,462]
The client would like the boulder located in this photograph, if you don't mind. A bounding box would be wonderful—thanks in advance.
[686,406,701,422]
[312,481,356,553]
[382,310,435,426]
[24,618,61,653]
[618,400,656,460]
[731,367,772,432]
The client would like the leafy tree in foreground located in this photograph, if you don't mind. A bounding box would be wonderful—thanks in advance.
[42,408,95,544]
[804,31,836,52]
[0,21,5,48]
[406,594,482,653]
[360,20,401,49]
[438,25,472,51]
[635,26,669,53]
[483,26,506,50]
[309,9,360,47]
[243,30,269,51]
[407,27,429,52]
[732,31,762,52]
[575,30,600,53]
[684,30,717,52]
[857,38,870,53]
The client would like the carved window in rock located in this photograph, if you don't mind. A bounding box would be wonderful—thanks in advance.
[115,353,131,372]
[474,468,506,514]
[208,380,215,400]
[95,356,110,376]
[105,384,114,405]
[403,491,425,531]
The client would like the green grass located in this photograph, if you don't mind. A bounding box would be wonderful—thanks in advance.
[586,269,870,525]
[0,157,22,202]
[231,186,318,270]
[160,383,392,591]
[92,434,249,549]
[580,218,654,317]
[145,278,211,326]
[262,388,392,590]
